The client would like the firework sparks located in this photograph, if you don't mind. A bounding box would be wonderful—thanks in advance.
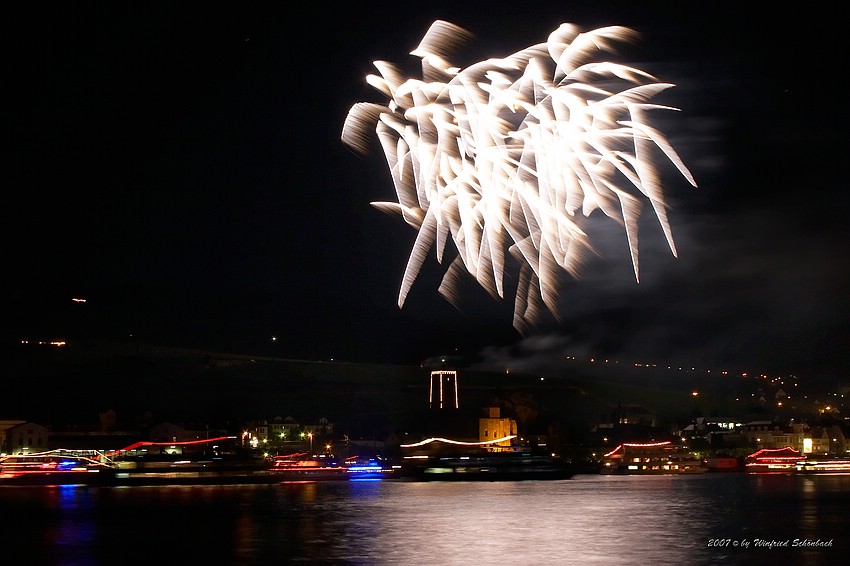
[342,20,696,333]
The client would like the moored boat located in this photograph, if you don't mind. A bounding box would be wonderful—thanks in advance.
[344,456,400,480]
[744,447,801,473]
[795,458,850,474]
[269,452,348,481]
[0,450,117,486]
[402,451,573,481]
[600,441,707,475]
[398,436,573,481]
[106,436,277,485]
[1,438,400,486]
[266,452,400,481]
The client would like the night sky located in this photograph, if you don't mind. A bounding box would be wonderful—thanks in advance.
[5,3,849,381]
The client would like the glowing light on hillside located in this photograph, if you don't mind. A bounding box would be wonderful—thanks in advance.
[343,20,696,332]
[19,340,67,347]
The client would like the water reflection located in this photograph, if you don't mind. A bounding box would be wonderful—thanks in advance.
[0,474,845,565]
[800,476,820,532]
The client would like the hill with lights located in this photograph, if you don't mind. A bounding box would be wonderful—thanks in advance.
[2,340,842,440]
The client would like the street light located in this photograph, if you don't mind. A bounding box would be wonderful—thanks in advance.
[307,432,313,454]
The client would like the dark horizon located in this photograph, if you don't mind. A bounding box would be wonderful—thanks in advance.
[4,334,844,429]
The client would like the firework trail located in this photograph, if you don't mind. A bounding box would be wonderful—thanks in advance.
[342,20,696,333]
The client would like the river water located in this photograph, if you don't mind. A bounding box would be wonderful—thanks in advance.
[0,472,846,565]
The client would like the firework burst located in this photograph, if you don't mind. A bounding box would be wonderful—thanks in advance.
[342,20,696,333]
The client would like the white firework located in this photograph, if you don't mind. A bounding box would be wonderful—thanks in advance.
[342,20,697,333]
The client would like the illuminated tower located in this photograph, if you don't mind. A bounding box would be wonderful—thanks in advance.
[429,370,459,409]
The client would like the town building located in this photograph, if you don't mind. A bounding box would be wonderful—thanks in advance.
[1,421,48,455]
[478,407,517,451]
[739,420,809,452]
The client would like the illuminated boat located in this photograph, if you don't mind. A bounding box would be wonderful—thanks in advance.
[795,459,850,474]
[0,450,117,485]
[0,440,397,486]
[399,437,572,481]
[267,453,400,481]
[269,452,349,481]
[744,447,801,473]
[600,441,707,474]
[105,436,278,485]
[344,456,400,480]
[403,452,573,481]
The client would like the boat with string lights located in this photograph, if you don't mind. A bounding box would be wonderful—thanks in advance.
[269,453,399,481]
[104,436,278,485]
[744,447,801,473]
[795,458,850,474]
[0,449,118,485]
[600,441,706,474]
[343,456,400,480]
[1,437,400,486]
[398,436,573,481]
[268,452,348,480]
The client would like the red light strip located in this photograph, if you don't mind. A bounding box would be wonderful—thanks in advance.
[602,441,672,458]
[746,446,800,459]
[105,436,238,458]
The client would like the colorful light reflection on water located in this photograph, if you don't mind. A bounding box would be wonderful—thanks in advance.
[0,474,846,564]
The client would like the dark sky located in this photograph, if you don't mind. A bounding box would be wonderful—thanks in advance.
[5,3,849,381]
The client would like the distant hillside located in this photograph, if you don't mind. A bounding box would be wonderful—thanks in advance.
[2,340,820,438]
